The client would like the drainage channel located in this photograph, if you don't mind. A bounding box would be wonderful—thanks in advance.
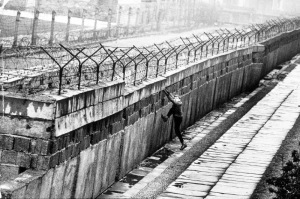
[97,59,296,199]
[98,93,250,198]
[157,60,300,198]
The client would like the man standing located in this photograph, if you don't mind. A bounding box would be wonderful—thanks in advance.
[161,89,187,150]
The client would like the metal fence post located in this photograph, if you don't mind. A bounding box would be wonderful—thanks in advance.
[116,6,122,38]
[185,1,189,26]
[192,0,196,25]
[107,8,112,38]
[127,7,132,36]
[172,5,176,27]
[49,11,56,46]
[31,9,39,45]
[79,9,86,42]
[157,9,162,31]
[152,5,158,30]
[135,8,140,28]
[12,11,21,47]
[141,10,146,32]
[187,0,191,27]
[179,0,183,26]
[146,7,150,27]
[93,8,99,39]
[65,10,72,42]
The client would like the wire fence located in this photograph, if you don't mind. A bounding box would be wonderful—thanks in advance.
[1,17,300,95]
[0,1,218,48]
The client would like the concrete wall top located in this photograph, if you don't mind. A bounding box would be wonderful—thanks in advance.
[260,29,300,47]
[1,47,254,138]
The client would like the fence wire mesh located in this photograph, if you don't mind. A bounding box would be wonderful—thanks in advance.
[1,17,300,95]
[0,1,213,48]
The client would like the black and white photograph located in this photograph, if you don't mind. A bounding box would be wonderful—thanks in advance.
[1,0,300,198]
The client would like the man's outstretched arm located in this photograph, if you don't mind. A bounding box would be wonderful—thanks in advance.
[163,90,176,104]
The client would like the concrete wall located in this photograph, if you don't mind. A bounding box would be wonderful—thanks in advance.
[1,29,300,198]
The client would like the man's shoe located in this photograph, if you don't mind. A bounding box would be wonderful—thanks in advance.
[180,144,187,150]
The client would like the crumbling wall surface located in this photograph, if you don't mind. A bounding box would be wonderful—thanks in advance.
[1,29,300,198]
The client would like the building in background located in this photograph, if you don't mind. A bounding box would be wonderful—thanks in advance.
[219,0,300,16]
[2,0,119,19]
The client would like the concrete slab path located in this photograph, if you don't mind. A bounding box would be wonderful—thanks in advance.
[98,61,298,198]
[158,61,300,198]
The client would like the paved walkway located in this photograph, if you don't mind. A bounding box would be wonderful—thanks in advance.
[98,59,300,198]
[158,60,300,198]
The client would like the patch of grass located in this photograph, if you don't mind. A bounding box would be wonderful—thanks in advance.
[251,115,300,199]
[267,144,300,198]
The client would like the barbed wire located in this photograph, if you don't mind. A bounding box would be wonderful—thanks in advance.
[1,16,300,95]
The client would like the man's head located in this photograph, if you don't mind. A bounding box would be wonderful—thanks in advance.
[174,94,181,103]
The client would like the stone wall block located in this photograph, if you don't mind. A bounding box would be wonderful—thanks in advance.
[0,164,19,181]
[199,85,207,118]
[0,135,14,150]
[16,152,31,169]
[119,126,132,179]
[93,140,107,198]
[247,63,263,91]
[159,114,169,148]
[0,96,55,120]
[0,116,53,139]
[236,68,245,95]
[190,89,198,125]
[135,119,144,164]
[0,180,26,198]
[205,79,216,114]
[193,87,201,120]
[152,109,164,152]
[213,77,221,109]
[75,92,86,111]
[107,132,122,186]
[94,86,104,104]
[100,132,122,193]
[102,96,124,119]
[102,81,125,102]
[139,116,149,161]
[55,110,86,137]
[24,177,42,199]
[151,77,166,94]
[223,73,232,103]
[229,69,239,99]
[50,162,66,199]
[74,146,96,199]
[11,186,26,199]
[85,89,95,107]
[14,137,31,153]
[145,113,156,157]
[94,102,103,121]
[1,150,17,164]
[124,87,141,108]
[139,82,152,101]
[81,146,98,198]
[39,169,54,199]
[85,105,95,124]
[241,64,251,93]
[130,123,139,170]
[55,98,70,118]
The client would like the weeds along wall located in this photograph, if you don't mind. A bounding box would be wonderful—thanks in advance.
[1,29,300,198]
